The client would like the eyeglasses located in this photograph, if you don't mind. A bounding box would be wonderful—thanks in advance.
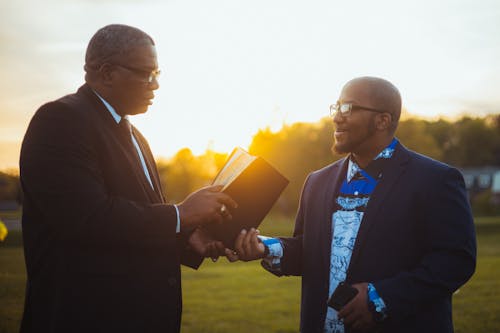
[329,102,387,117]
[115,64,161,84]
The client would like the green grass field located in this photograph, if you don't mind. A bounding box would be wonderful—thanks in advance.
[1,215,499,333]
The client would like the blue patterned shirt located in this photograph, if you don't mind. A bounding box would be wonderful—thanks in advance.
[261,138,398,333]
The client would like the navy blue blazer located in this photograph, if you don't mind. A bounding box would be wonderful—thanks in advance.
[275,142,476,333]
[20,84,202,333]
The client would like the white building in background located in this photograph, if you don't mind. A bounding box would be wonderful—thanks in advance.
[460,167,500,205]
[492,170,500,205]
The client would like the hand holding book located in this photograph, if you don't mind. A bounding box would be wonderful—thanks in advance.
[205,148,289,249]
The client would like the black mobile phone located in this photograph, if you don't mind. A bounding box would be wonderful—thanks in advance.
[327,281,359,311]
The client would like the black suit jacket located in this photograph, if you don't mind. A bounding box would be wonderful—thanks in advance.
[20,84,202,333]
[274,143,476,333]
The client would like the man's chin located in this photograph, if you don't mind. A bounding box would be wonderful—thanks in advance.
[333,141,350,154]
[127,105,150,116]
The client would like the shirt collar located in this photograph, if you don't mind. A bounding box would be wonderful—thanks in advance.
[347,159,362,182]
[374,138,398,160]
[92,90,126,124]
[347,138,398,182]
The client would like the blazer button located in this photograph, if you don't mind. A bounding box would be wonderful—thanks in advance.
[168,277,177,286]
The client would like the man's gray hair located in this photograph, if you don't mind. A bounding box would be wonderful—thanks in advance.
[84,24,154,75]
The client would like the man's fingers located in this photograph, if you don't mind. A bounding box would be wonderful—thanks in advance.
[339,297,366,328]
[225,248,239,262]
[351,319,366,331]
[243,228,255,256]
[234,229,247,258]
[342,311,357,327]
[337,301,353,319]
[177,185,238,227]
[211,243,225,261]
[215,241,225,251]
[219,205,233,221]
[205,185,224,192]
[212,209,224,224]
[214,241,226,255]
[251,229,261,248]
[225,229,263,262]
[206,243,217,261]
[216,192,238,210]
[340,303,359,327]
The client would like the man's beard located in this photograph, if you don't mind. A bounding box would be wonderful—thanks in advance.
[332,121,377,155]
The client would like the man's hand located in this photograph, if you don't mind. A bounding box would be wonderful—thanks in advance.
[177,185,237,228]
[228,228,266,262]
[188,228,227,261]
[337,282,376,332]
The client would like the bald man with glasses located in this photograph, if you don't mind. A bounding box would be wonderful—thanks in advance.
[231,77,476,333]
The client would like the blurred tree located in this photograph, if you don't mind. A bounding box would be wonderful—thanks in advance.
[471,190,500,216]
[156,148,228,203]
[249,118,343,215]
[444,117,500,167]
[490,114,500,165]
[0,171,22,203]
[427,119,454,157]
[1,115,497,215]
[0,219,8,242]
[151,115,499,216]
[395,118,443,161]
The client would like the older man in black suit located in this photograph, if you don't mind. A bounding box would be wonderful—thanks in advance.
[20,24,236,333]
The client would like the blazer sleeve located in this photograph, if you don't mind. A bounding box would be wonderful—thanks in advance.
[132,126,204,268]
[20,101,179,250]
[373,167,477,322]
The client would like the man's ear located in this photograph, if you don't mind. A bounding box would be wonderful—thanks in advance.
[376,113,392,131]
[98,63,114,86]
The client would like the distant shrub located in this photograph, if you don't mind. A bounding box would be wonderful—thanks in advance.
[0,219,8,242]
[471,190,500,216]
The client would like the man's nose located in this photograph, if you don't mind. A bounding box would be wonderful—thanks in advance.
[333,110,344,124]
[149,77,160,90]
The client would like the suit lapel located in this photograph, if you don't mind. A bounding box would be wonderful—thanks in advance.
[347,143,411,274]
[77,84,162,204]
[131,130,164,203]
[320,158,349,274]
[114,127,161,203]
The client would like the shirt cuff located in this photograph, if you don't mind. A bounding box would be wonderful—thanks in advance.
[258,236,283,257]
[173,204,180,234]
[368,283,388,320]
[258,236,283,272]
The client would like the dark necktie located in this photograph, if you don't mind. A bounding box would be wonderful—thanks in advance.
[118,118,145,173]
[119,118,133,142]
[118,118,157,192]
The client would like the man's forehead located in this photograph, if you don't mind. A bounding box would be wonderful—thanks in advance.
[121,44,158,67]
[339,81,373,102]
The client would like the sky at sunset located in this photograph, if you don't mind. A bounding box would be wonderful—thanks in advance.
[1,0,499,170]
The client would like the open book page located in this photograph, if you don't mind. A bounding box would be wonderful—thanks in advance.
[213,147,256,190]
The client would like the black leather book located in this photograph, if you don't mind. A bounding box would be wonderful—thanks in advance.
[206,147,289,248]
